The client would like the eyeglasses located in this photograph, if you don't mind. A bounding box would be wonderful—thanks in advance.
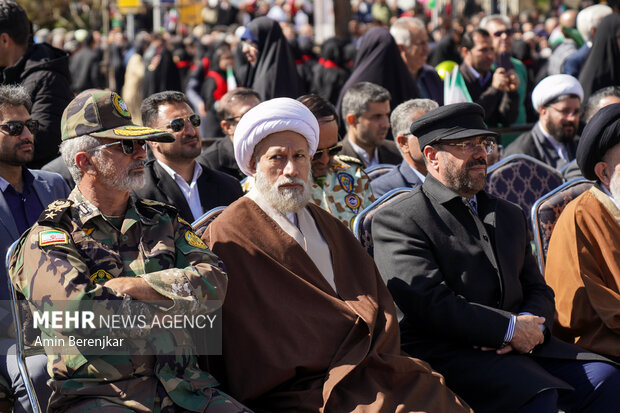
[441,139,496,155]
[548,105,580,118]
[312,144,342,161]
[224,115,242,124]
[0,119,39,136]
[492,29,513,37]
[87,139,147,156]
[167,114,201,132]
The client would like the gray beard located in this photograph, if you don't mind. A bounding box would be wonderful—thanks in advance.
[254,169,311,214]
[96,156,146,192]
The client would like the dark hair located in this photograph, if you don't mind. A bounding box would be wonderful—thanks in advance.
[584,86,620,123]
[216,88,261,121]
[297,94,338,122]
[0,0,31,46]
[461,28,490,50]
[141,91,192,126]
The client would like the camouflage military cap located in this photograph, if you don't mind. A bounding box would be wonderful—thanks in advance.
[61,89,174,142]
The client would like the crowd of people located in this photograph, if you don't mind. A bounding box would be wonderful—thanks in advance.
[1,0,620,411]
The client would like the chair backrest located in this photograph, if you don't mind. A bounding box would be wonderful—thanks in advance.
[192,206,226,237]
[352,187,412,257]
[486,154,563,228]
[6,239,43,413]
[364,164,396,180]
[530,178,594,273]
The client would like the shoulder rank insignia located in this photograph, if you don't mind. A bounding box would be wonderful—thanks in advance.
[178,216,192,227]
[345,194,362,212]
[38,199,72,225]
[90,269,113,284]
[337,172,354,193]
[39,230,69,247]
[185,230,207,249]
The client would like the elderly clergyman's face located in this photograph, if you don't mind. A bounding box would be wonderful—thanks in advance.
[253,131,312,213]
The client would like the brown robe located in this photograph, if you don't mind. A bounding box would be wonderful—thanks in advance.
[202,197,470,412]
[545,185,620,360]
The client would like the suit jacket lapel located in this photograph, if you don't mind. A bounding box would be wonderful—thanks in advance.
[0,193,18,239]
[153,161,192,219]
[32,173,56,207]
[398,162,423,187]
[195,167,218,211]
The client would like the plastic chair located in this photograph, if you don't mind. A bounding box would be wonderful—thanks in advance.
[192,206,226,237]
[352,187,412,257]
[486,154,563,229]
[530,178,594,273]
[6,239,43,413]
[364,164,396,181]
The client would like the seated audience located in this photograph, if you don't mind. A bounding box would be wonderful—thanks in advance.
[545,103,620,362]
[202,97,471,412]
[372,102,620,413]
[371,98,438,197]
[0,84,69,413]
[505,74,582,169]
[9,89,248,412]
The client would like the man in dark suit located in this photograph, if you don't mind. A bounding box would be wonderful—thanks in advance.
[371,98,437,197]
[458,28,519,127]
[196,88,261,182]
[339,82,402,168]
[0,84,70,413]
[135,91,242,223]
[372,102,620,413]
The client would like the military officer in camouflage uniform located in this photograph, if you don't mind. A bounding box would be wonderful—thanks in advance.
[299,95,375,230]
[8,90,250,413]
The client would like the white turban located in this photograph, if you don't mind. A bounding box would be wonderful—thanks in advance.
[233,98,320,177]
[531,75,584,112]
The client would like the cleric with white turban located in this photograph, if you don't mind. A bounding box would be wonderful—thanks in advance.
[233,97,320,177]
[531,74,584,111]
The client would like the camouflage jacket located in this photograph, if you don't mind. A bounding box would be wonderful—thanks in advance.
[9,188,229,412]
[310,156,375,230]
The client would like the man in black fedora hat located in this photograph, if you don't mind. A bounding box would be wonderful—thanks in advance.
[372,102,620,413]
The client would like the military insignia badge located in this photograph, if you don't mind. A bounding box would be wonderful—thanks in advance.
[185,230,207,249]
[46,200,71,212]
[345,194,361,211]
[337,172,354,193]
[90,269,113,284]
[113,126,163,136]
[39,230,69,246]
[112,92,132,119]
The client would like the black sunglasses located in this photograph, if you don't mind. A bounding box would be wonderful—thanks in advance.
[0,119,39,136]
[87,139,147,156]
[168,114,201,132]
[312,144,342,161]
[492,29,513,37]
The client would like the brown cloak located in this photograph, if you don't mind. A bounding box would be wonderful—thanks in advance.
[202,197,470,412]
[545,185,620,360]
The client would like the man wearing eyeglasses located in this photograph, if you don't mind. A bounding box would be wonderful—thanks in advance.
[135,91,243,223]
[0,84,69,412]
[373,102,620,413]
[505,74,583,169]
[298,94,375,230]
[8,89,250,412]
[197,88,262,182]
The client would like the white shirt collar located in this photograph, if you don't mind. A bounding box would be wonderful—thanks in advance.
[156,159,204,220]
[349,139,379,167]
[407,163,426,182]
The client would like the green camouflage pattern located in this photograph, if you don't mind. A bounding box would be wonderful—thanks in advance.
[240,155,375,231]
[61,89,173,142]
[310,156,375,230]
[8,188,250,412]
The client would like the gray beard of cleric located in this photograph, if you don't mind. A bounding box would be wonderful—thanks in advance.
[95,155,146,192]
[255,168,312,214]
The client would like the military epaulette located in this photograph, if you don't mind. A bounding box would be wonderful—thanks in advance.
[37,199,73,226]
[334,154,363,166]
[136,198,179,219]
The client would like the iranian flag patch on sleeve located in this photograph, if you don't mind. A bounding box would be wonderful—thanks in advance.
[39,230,69,246]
